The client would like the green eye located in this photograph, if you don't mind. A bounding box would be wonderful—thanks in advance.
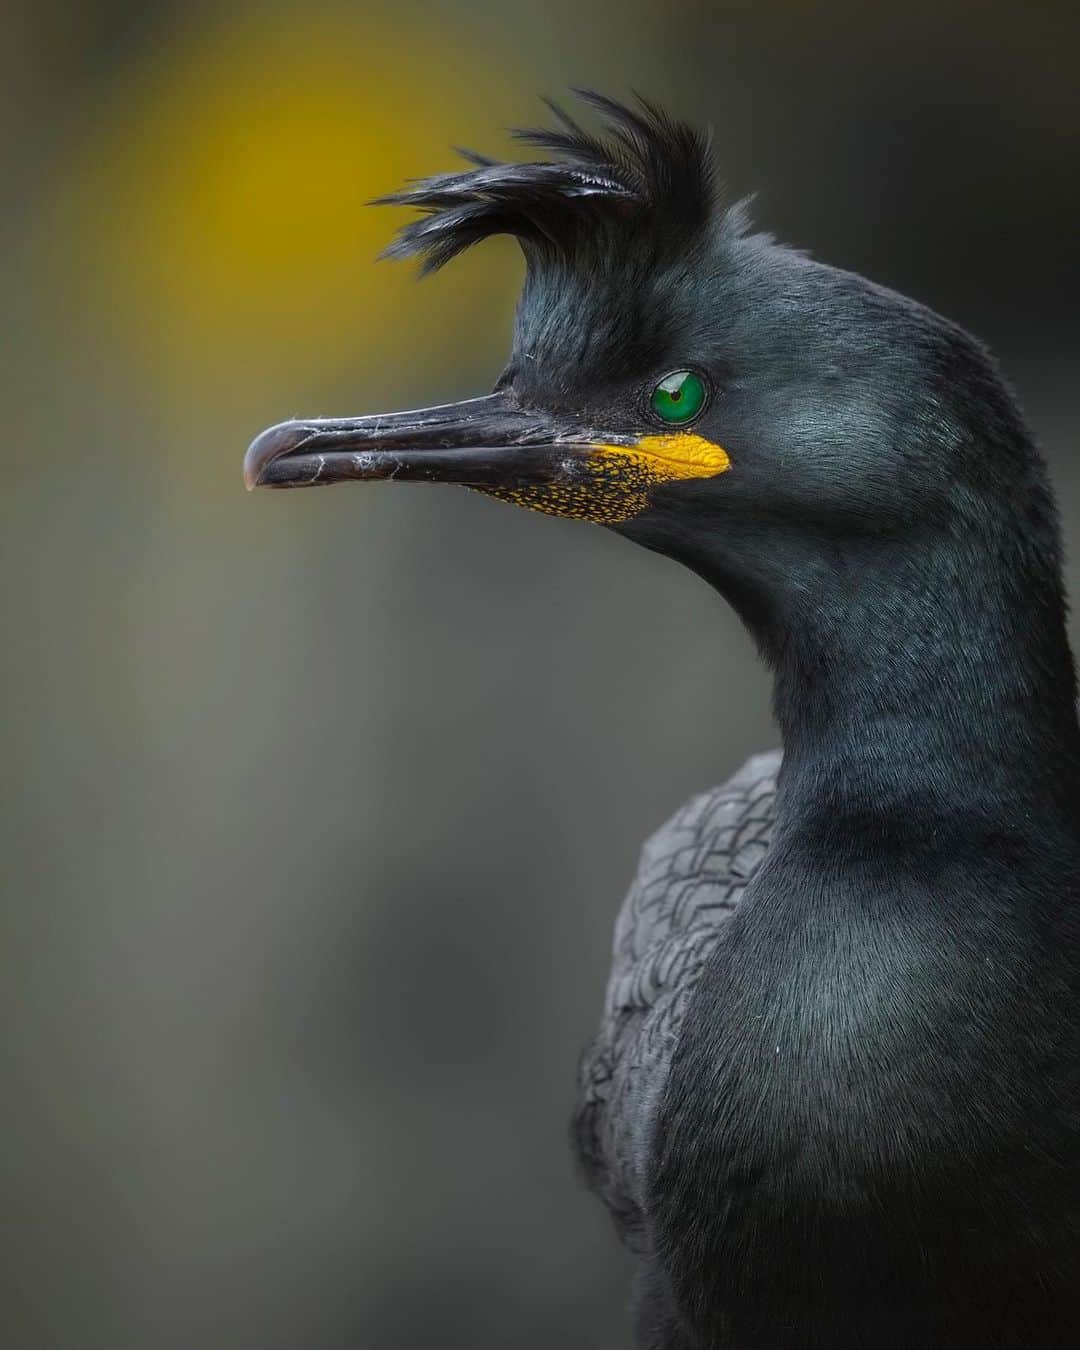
[650,370,708,425]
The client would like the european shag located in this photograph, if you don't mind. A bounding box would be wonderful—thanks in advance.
[245,94,1080,1349]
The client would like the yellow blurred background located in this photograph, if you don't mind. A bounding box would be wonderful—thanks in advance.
[5,2,1078,1346]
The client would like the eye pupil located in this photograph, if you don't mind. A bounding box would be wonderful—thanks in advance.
[650,370,707,424]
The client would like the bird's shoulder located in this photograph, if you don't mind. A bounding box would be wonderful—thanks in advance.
[574,748,781,1239]
[610,747,781,997]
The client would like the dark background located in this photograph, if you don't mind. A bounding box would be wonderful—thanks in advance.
[4,2,1078,1346]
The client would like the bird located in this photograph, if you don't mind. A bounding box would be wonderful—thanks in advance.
[244,93,1080,1350]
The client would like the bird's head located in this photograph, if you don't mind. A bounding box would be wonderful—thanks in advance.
[245,93,1049,649]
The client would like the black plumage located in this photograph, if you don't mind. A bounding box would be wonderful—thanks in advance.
[246,95,1080,1349]
[376,90,717,272]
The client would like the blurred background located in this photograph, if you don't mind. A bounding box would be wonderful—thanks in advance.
[4,2,1078,1345]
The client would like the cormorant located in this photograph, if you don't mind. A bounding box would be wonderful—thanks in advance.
[244,94,1080,1349]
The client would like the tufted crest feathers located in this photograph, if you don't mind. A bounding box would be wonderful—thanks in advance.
[376,91,727,275]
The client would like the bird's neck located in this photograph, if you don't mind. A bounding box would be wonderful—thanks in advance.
[719,523,1080,843]
[775,537,1080,839]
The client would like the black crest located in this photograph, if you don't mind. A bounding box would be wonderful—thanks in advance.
[376,91,722,274]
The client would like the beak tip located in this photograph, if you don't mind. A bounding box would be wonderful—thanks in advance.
[243,421,306,492]
[241,451,265,492]
[242,442,268,490]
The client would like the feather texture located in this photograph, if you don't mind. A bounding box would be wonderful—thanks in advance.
[376,91,718,272]
[573,750,781,1247]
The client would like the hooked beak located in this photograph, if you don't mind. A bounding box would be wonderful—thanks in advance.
[244,391,596,493]
[244,389,731,523]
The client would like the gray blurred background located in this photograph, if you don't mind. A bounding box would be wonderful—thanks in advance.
[4,2,1078,1346]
